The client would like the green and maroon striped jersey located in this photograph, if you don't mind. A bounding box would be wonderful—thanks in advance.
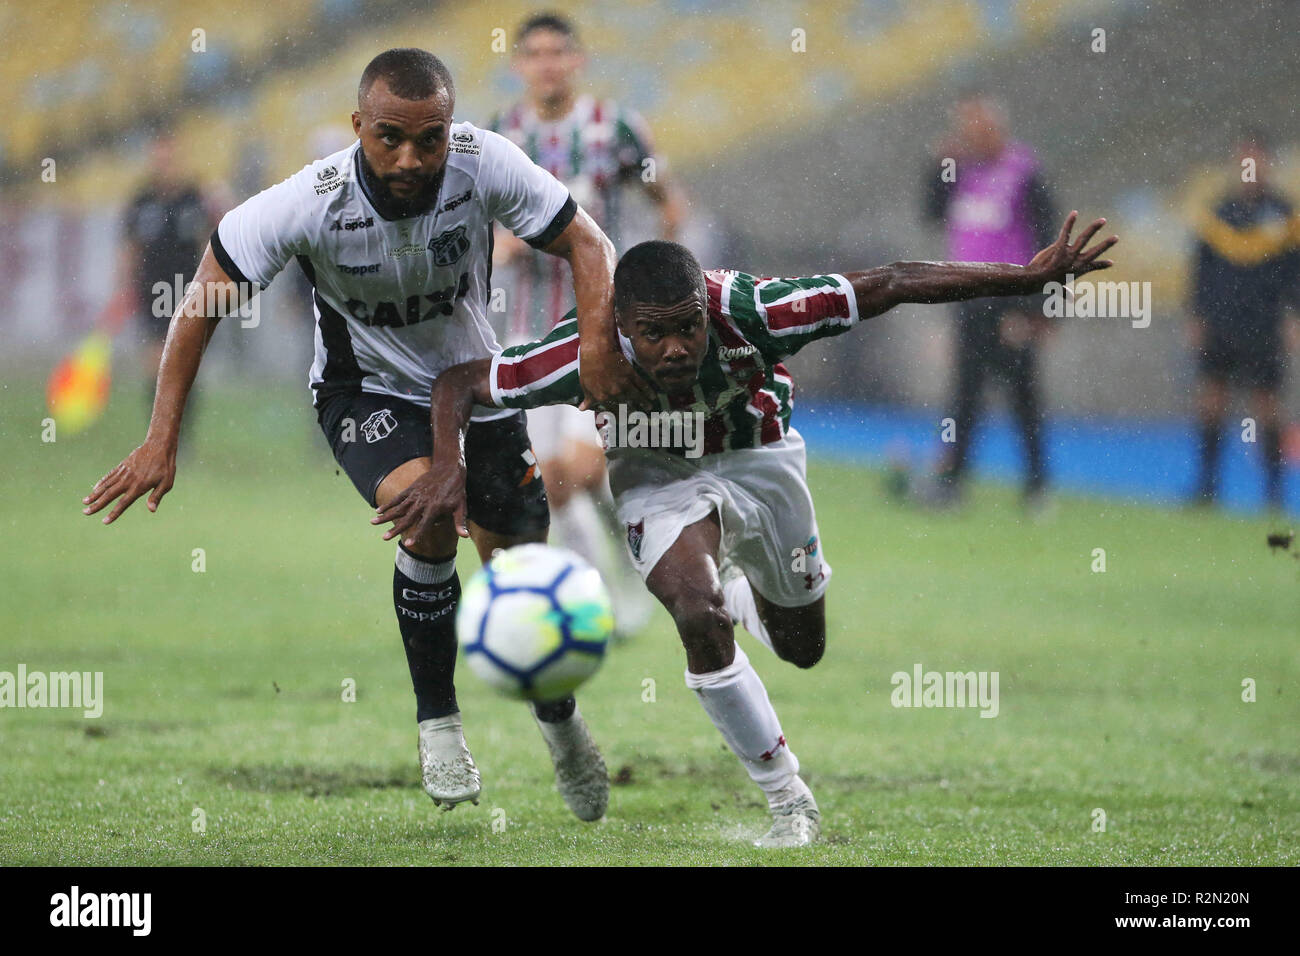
[488,96,656,344]
[488,269,860,455]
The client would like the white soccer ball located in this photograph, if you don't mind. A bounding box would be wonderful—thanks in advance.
[457,544,613,701]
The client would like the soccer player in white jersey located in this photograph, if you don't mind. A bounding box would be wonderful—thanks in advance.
[379,214,1118,846]
[488,13,686,635]
[82,48,655,822]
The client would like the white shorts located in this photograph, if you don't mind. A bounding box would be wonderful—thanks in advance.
[606,428,831,608]
[525,404,603,461]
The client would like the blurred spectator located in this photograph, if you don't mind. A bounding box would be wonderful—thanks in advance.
[118,134,227,416]
[1187,129,1300,510]
[921,90,1057,510]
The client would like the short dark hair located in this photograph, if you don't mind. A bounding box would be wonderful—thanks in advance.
[614,241,705,317]
[358,48,454,107]
[516,12,579,47]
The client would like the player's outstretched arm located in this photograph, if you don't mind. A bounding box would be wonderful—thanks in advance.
[849,211,1118,321]
[372,360,495,544]
[82,244,244,524]
[539,207,653,411]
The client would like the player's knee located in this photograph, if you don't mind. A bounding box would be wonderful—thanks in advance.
[664,584,731,649]
[399,519,457,559]
[570,444,606,490]
[543,462,574,507]
[774,634,825,669]
[764,624,826,671]
[759,600,826,669]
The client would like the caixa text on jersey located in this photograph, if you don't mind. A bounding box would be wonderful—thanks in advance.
[343,273,469,328]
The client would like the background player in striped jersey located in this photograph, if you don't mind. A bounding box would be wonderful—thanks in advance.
[81,48,653,823]
[376,213,1118,847]
[489,13,687,635]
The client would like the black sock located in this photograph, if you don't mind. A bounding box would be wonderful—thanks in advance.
[1262,424,1283,505]
[1197,420,1221,498]
[533,696,576,723]
[393,544,460,723]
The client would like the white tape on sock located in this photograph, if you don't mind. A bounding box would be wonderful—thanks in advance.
[396,545,456,585]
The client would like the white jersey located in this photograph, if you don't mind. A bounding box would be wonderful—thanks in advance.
[212,121,574,420]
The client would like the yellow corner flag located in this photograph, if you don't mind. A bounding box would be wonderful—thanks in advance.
[47,330,113,436]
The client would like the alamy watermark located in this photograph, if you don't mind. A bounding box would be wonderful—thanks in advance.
[596,406,706,459]
[0,665,103,718]
[890,663,999,718]
[152,274,261,328]
[49,886,150,935]
[1043,273,1151,329]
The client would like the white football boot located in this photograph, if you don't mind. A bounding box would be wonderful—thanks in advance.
[417,713,481,810]
[754,775,821,848]
[532,703,609,821]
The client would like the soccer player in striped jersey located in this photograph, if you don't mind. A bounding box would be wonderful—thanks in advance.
[82,48,654,824]
[378,212,1118,846]
[488,13,686,636]
[490,13,685,339]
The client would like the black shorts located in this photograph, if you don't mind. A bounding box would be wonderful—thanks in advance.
[316,389,549,536]
[1198,342,1284,390]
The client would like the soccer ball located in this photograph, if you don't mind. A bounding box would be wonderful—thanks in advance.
[457,544,614,701]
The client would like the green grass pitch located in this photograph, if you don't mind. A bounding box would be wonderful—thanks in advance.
[1,376,1296,865]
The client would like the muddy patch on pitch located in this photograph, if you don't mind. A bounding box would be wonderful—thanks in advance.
[208,763,412,796]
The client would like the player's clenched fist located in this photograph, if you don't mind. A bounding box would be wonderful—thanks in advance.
[81,437,177,524]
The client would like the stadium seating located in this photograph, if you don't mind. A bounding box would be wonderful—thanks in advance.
[5,0,1298,420]
[5,0,1025,199]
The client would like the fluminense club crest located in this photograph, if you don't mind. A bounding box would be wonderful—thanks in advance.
[626,520,645,561]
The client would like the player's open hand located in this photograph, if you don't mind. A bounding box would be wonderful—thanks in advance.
[372,465,468,545]
[1028,211,1119,284]
[82,437,177,524]
[577,345,654,411]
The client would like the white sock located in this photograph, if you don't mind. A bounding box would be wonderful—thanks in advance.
[684,644,798,794]
[723,574,773,652]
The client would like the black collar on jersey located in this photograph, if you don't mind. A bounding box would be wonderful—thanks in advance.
[353,147,445,222]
